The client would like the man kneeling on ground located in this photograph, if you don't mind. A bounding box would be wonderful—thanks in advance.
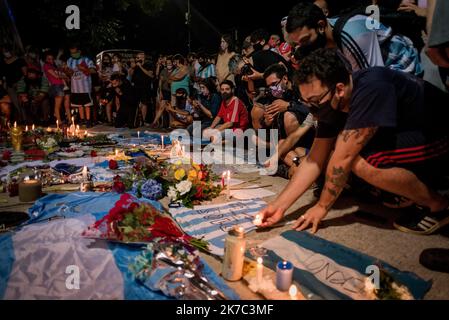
[258,48,449,236]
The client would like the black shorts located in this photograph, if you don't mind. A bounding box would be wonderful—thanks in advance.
[71,93,93,107]
[361,128,449,183]
[135,87,151,105]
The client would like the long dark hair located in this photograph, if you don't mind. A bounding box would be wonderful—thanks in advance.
[219,34,235,54]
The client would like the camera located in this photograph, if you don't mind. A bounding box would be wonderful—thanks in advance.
[240,63,254,76]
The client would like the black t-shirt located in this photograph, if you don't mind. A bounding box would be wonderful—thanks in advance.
[3,58,27,87]
[316,67,449,139]
[131,62,153,88]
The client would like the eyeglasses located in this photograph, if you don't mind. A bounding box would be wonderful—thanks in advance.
[268,79,281,89]
[300,87,334,108]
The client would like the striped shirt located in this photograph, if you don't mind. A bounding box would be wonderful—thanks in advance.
[196,63,216,80]
[67,56,94,93]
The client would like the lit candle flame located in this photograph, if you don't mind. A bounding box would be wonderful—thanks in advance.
[25,125,28,132]
[32,124,35,131]
[289,285,298,299]
[14,121,17,128]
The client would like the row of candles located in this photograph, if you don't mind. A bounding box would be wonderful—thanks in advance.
[10,120,88,139]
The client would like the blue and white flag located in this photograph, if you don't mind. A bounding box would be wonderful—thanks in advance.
[170,200,265,256]
[257,230,431,300]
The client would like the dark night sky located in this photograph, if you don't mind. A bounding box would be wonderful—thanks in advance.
[9,0,302,55]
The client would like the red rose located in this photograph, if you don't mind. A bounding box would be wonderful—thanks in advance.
[90,150,97,157]
[2,150,11,161]
[112,181,125,193]
[150,216,184,238]
[194,186,204,199]
[109,159,118,170]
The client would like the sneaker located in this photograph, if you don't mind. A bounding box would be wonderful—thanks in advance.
[393,205,449,235]
[419,248,449,273]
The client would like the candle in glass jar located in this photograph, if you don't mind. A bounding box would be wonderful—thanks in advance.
[256,257,264,286]
[18,178,42,202]
[276,261,294,292]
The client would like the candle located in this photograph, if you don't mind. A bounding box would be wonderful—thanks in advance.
[32,124,35,131]
[161,135,164,149]
[289,284,298,300]
[253,214,263,227]
[72,116,75,124]
[221,172,226,188]
[182,145,185,156]
[84,130,87,137]
[82,166,88,181]
[14,121,17,128]
[137,131,140,139]
[256,257,264,286]
[56,120,59,130]
[18,178,42,202]
[276,261,294,292]
[25,125,28,132]
[226,170,231,200]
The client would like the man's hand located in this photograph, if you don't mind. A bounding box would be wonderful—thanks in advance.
[257,204,286,227]
[263,112,275,126]
[267,99,289,115]
[398,3,427,17]
[292,204,328,233]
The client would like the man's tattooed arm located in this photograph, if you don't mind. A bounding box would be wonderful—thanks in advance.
[318,127,378,211]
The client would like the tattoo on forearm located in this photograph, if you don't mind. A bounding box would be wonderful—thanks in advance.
[339,127,378,146]
[324,166,350,210]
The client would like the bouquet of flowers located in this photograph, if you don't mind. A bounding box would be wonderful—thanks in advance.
[364,265,414,300]
[165,161,222,208]
[82,193,209,252]
[36,136,59,153]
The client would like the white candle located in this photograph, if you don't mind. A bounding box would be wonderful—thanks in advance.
[226,170,231,200]
[115,149,119,157]
[72,117,75,124]
[253,214,262,226]
[137,131,140,139]
[289,284,298,300]
[276,261,294,292]
[182,145,185,156]
[56,120,59,130]
[14,121,17,128]
[32,124,35,131]
[161,135,164,149]
[82,166,88,181]
[256,257,263,286]
[25,125,28,132]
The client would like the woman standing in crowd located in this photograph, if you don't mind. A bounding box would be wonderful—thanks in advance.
[216,34,236,84]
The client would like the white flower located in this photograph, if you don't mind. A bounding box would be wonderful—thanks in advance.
[176,180,192,196]
[167,186,178,201]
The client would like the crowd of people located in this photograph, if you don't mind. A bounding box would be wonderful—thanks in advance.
[1,1,449,250]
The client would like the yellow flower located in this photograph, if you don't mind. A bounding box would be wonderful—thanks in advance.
[192,163,201,171]
[175,160,183,166]
[174,169,186,181]
[188,170,197,181]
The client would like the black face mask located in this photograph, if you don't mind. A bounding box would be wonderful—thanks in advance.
[221,92,233,101]
[298,30,327,58]
[309,97,346,124]
[252,43,263,52]
[176,96,187,108]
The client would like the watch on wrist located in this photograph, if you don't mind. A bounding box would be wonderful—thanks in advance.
[292,156,300,166]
